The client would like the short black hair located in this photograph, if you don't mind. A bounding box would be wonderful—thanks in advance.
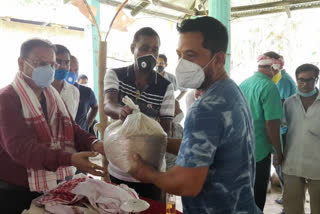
[20,38,56,59]
[158,54,167,64]
[55,44,70,56]
[70,55,77,61]
[132,27,160,44]
[78,74,88,80]
[295,64,319,79]
[263,51,281,59]
[176,16,228,55]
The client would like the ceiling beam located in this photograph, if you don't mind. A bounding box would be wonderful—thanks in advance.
[100,0,320,21]
[231,0,320,18]
[231,0,320,12]
[100,0,183,21]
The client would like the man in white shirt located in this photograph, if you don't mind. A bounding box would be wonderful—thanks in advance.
[282,63,320,214]
[51,45,79,119]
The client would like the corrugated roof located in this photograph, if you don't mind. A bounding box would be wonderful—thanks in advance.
[100,0,320,21]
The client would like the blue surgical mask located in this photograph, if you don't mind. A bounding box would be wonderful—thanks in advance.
[297,87,318,97]
[65,72,78,85]
[55,69,69,80]
[23,62,54,88]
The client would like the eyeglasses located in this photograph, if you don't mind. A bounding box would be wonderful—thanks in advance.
[297,77,317,84]
[25,58,58,69]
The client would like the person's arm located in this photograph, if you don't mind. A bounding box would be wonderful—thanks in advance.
[281,100,289,151]
[261,84,284,165]
[103,69,123,119]
[73,85,80,120]
[159,83,175,135]
[160,119,171,135]
[104,91,133,121]
[103,69,132,121]
[176,90,187,101]
[131,103,220,196]
[130,154,209,196]
[0,90,96,174]
[69,115,107,176]
[0,93,71,172]
[87,89,98,128]
[265,119,283,165]
[87,104,98,128]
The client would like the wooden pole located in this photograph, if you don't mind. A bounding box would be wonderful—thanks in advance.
[96,41,108,138]
[209,0,231,75]
[100,0,129,182]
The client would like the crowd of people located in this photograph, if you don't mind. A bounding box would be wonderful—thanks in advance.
[0,15,318,214]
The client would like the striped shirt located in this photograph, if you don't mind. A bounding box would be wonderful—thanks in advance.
[104,64,174,182]
[104,64,175,121]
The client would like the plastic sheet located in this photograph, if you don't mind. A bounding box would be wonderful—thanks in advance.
[104,96,167,173]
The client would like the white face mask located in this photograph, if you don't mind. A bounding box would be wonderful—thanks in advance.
[175,56,215,89]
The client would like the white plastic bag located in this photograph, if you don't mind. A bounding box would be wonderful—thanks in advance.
[104,96,167,173]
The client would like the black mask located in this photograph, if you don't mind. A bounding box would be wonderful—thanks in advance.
[136,55,157,73]
[156,65,165,73]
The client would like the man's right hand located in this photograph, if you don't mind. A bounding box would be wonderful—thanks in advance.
[273,152,283,166]
[119,106,133,121]
[71,152,107,177]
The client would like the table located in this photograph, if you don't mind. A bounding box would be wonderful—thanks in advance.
[141,197,182,214]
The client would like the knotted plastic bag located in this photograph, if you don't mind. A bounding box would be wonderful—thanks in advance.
[104,96,167,173]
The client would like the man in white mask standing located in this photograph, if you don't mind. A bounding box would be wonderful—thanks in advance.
[129,17,262,214]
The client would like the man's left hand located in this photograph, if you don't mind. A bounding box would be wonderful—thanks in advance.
[92,141,105,155]
[129,153,156,183]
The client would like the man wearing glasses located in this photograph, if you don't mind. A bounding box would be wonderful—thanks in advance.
[282,64,320,214]
[0,39,106,213]
[51,44,79,119]
[240,51,283,211]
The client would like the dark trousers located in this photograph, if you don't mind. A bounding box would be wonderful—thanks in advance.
[110,175,161,202]
[0,181,41,214]
[254,153,271,211]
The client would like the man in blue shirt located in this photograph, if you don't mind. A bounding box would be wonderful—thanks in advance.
[276,58,296,105]
[129,17,262,214]
[70,55,98,131]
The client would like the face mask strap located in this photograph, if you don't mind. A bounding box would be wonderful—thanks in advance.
[24,60,35,70]
[202,53,218,71]
[22,71,32,80]
[22,60,35,79]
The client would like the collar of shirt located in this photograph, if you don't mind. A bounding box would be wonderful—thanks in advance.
[254,71,272,81]
[281,69,287,75]
[130,64,159,90]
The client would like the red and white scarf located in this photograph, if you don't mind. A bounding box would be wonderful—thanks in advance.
[12,72,76,192]
[257,54,284,70]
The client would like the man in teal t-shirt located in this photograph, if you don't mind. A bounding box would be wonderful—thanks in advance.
[240,51,283,211]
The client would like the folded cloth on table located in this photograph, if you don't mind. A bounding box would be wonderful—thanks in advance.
[22,202,99,214]
[33,177,138,214]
